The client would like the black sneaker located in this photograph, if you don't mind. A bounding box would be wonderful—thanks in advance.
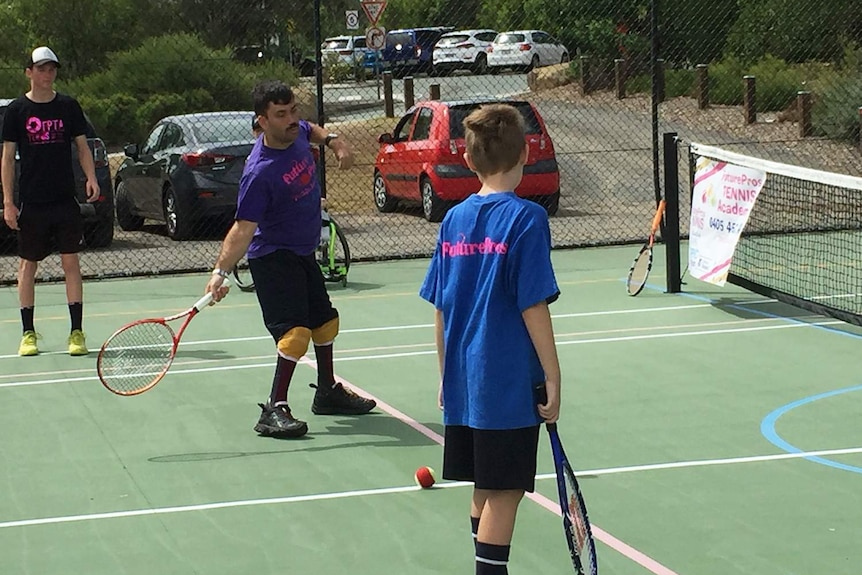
[254,402,309,438]
[310,382,377,415]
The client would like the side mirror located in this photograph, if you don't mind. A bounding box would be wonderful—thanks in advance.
[378,133,394,144]
[123,143,139,159]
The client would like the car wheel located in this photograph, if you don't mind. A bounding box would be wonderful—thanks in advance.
[421,177,446,223]
[561,52,570,64]
[84,220,114,248]
[115,180,144,231]
[473,53,488,75]
[373,171,398,213]
[163,185,193,240]
[527,54,540,72]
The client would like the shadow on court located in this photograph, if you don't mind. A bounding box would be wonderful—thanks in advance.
[148,414,444,463]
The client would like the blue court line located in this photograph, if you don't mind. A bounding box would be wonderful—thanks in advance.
[760,385,862,474]
[639,277,862,341]
[637,277,862,473]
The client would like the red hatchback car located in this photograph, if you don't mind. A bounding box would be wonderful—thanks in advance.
[373,99,560,222]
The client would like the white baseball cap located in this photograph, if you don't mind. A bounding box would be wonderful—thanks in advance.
[29,46,60,68]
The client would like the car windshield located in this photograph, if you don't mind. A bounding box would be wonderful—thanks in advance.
[437,35,470,47]
[448,103,543,139]
[191,117,254,143]
[354,37,366,48]
[323,39,349,50]
[387,32,412,48]
[496,33,526,44]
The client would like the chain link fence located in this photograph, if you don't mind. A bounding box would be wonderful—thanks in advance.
[1,0,860,284]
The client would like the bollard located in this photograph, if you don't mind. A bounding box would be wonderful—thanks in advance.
[696,64,709,109]
[383,71,394,118]
[614,59,626,100]
[430,83,441,100]
[580,56,592,95]
[743,75,756,124]
[656,58,665,103]
[798,91,812,137]
[404,76,414,111]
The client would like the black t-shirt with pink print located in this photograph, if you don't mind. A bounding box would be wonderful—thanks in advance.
[1,93,87,204]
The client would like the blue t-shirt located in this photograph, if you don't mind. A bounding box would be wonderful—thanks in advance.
[236,120,320,258]
[419,192,560,430]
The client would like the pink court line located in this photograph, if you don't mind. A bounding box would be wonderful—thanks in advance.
[324,366,681,575]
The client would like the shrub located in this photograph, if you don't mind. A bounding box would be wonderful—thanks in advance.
[812,75,862,143]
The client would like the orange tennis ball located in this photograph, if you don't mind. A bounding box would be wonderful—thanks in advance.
[415,466,436,489]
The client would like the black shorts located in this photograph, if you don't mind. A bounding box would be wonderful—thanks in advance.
[17,199,83,262]
[443,425,540,492]
[248,249,338,341]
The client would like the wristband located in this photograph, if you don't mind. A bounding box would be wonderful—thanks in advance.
[212,268,229,278]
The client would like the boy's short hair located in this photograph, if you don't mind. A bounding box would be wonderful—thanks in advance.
[252,80,294,116]
[463,104,526,177]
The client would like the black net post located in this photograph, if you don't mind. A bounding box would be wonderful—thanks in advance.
[663,132,681,293]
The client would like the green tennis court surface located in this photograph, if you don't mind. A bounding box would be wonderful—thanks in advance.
[1,245,860,574]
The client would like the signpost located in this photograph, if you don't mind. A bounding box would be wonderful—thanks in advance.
[360,0,387,25]
[346,10,359,30]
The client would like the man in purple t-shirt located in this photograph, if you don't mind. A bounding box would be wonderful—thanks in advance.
[205,80,376,438]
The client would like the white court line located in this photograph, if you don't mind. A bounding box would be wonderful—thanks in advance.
[2,445,858,530]
[0,318,844,389]
[0,300,790,361]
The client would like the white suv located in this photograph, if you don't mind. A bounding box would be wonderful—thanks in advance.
[432,29,498,75]
[487,30,569,73]
[321,35,365,68]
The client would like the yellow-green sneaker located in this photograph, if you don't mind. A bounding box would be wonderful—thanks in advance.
[68,329,89,356]
[18,331,39,356]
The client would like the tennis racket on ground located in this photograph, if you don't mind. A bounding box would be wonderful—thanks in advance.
[96,280,229,396]
[535,384,598,575]
[626,199,666,296]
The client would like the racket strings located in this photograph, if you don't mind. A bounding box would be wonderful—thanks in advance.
[627,249,652,294]
[565,474,597,575]
[99,321,175,394]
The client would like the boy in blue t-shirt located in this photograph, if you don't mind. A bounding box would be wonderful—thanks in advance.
[205,80,376,438]
[420,104,562,575]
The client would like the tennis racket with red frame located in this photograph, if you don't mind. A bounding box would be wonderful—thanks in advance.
[97,281,228,396]
[626,200,666,296]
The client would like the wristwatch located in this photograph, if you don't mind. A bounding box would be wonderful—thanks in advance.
[211,268,230,278]
[324,133,339,147]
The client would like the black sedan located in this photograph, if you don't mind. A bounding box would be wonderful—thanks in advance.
[114,111,255,240]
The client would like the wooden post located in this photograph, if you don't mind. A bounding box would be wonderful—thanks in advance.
[656,58,665,103]
[743,75,756,124]
[580,56,592,94]
[383,71,394,118]
[696,64,709,109]
[404,76,414,111]
[614,59,626,100]
[430,83,441,100]
[797,91,812,137]
[858,107,862,153]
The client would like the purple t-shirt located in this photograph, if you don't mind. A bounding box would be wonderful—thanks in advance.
[236,120,320,258]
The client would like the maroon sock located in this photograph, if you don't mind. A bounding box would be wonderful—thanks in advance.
[314,343,335,389]
[269,355,297,404]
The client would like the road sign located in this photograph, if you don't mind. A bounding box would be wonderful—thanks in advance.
[346,10,359,30]
[366,26,386,50]
[360,0,387,25]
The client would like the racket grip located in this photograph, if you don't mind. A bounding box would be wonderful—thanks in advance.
[194,277,230,311]
[534,383,558,432]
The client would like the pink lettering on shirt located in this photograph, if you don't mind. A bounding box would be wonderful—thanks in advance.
[26,116,65,145]
[441,234,508,257]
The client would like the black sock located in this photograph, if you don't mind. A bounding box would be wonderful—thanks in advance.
[21,307,35,334]
[314,343,336,389]
[471,516,480,551]
[476,542,510,575]
[269,355,297,405]
[68,302,83,332]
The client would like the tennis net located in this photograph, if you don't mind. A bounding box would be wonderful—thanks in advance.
[688,143,862,326]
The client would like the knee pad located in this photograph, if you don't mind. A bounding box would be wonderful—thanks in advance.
[277,327,312,360]
[312,317,339,345]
